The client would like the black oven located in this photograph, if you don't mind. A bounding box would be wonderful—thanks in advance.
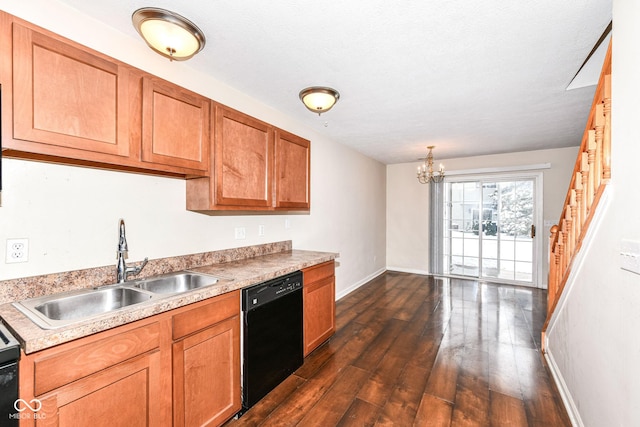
[0,322,20,426]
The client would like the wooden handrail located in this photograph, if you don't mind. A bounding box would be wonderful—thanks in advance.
[543,41,612,347]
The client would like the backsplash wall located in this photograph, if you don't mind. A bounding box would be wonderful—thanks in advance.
[0,241,292,305]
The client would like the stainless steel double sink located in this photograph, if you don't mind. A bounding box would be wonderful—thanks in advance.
[12,271,221,329]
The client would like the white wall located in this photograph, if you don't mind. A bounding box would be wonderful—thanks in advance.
[545,1,640,425]
[0,1,387,299]
[386,147,578,284]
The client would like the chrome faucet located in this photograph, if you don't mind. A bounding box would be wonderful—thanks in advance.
[116,219,148,283]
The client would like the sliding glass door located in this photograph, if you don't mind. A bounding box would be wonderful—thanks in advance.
[443,176,539,286]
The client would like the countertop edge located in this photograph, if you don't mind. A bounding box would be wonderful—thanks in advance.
[0,250,338,354]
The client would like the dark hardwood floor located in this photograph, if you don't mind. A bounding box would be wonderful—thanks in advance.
[226,272,571,426]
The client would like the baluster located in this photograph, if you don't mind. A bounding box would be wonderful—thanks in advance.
[581,152,591,210]
[557,228,565,278]
[564,208,573,259]
[570,190,578,249]
[551,250,561,314]
[575,172,584,229]
[587,130,597,201]
[603,74,612,181]
[594,103,604,188]
[549,225,559,312]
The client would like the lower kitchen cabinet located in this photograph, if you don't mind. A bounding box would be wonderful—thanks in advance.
[19,321,170,426]
[36,350,164,427]
[172,292,241,427]
[18,291,241,427]
[302,261,336,356]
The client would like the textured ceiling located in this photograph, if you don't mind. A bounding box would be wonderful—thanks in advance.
[56,0,612,164]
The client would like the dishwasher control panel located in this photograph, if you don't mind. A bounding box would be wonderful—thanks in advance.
[242,271,302,310]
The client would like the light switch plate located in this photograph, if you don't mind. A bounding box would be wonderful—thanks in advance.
[234,227,246,240]
[620,239,640,275]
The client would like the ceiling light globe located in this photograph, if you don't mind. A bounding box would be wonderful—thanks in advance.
[299,87,340,115]
[139,19,200,58]
[132,8,205,61]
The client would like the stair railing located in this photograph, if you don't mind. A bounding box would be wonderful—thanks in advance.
[544,41,612,343]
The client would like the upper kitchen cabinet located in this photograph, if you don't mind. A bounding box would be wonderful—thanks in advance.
[214,104,274,208]
[6,21,136,161]
[186,105,311,212]
[0,12,209,177]
[141,76,210,175]
[187,104,274,211]
[274,129,310,210]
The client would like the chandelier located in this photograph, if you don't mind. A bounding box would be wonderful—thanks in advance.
[416,146,445,184]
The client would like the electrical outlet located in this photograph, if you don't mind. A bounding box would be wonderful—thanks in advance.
[621,239,640,275]
[234,227,246,240]
[284,219,291,229]
[258,225,265,236]
[6,238,29,263]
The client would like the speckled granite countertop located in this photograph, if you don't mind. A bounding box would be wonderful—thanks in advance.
[0,248,337,354]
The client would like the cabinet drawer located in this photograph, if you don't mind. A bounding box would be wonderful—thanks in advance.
[303,261,335,284]
[172,291,240,340]
[33,323,160,395]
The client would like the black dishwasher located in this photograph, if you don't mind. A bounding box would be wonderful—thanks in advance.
[241,271,303,413]
[0,321,20,426]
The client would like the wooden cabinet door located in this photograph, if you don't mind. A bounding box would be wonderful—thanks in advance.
[10,22,134,159]
[141,77,210,175]
[18,321,170,427]
[35,351,163,427]
[302,261,336,356]
[214,105,274,208]
[173,315,241,427]
[275,129,310,210]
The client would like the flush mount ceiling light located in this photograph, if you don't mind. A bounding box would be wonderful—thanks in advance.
[132,7,205,61]
[299,87,340,115]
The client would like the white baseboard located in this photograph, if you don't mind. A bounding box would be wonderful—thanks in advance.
[336,268,386,300]
[544,350,583,427]
[385,266,430,275]
[335,266,432,301]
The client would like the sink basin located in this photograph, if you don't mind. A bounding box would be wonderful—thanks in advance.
[34,287,152,321]
[13,271,223,329]
[13,286,155,329]
[133,272,219,294]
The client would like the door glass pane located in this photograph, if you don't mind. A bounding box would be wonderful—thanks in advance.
[445,181,481,277]
[483,239,497,258]
[482,258,498,278]
[495,180,534,282]
[444,177,535,285]
[515,240,532,262]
